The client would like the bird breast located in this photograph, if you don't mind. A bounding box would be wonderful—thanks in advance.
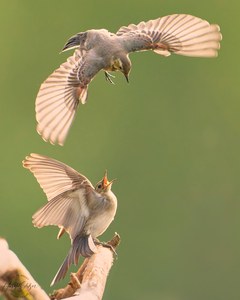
[88,190,117,237]
[102,57,123,72]
[89,210,115,237]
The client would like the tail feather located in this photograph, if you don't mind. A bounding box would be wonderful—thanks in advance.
[50,253,70,286]
[50,234,97,286]
[62,32,88,52]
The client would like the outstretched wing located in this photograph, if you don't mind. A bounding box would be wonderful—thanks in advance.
[22,153,94,201]
[116,14,222,57]
[23,153,100,240]
[36,49,88,146]
[32,191,92,241]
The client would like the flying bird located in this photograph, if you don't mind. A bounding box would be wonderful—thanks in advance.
[22,153,117,285]
[36,14,222,145]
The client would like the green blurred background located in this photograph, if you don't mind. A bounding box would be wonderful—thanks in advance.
[0,0,239,299]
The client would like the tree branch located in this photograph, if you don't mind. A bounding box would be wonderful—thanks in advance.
[51,233,120,300]
[0,234,120,300]
[0,237,49,300]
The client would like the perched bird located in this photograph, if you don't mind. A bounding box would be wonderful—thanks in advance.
[22,153,117,285]
[36,14,222,145]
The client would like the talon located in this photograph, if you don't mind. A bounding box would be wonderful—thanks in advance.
[94,240,118,257]
[104,71,115,84]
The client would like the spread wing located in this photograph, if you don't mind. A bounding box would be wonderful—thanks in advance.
[23,153,101,240]
[32,192,89,240]
[116,14,222,57]
[22,153,94,201]
[36,49,88,146]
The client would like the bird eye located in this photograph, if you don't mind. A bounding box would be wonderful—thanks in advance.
[98,184,102,189]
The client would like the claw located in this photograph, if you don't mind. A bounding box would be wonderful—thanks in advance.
[94,239,118,257]
[104,71,115,84]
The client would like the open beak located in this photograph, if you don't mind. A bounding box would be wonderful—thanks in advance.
[103,170,116,189]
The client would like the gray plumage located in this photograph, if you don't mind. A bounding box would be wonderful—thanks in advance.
[36,14,222,145]
[22,153,117,285]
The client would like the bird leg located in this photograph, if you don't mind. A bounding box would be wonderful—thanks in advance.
[104,71,115,84]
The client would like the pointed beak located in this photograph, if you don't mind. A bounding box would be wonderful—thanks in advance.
[124,73,129,83]
[102,170,116,189]
[103,170,108,187]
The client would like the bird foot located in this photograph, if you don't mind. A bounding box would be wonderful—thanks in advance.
[94,239,118,257]
[104,71,115,84]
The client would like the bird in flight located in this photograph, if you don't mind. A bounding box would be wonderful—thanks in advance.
[22,153,117,285]
[36,14,222,145]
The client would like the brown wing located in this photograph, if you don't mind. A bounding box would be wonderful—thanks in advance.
[32,191,93,241]
[23,153,104,241]
[36,49,88,146]
[116,14,222,57]
[22,153,94,201]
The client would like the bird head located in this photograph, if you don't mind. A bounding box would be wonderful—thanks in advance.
[95,170,116,193]
[117,55,131,82]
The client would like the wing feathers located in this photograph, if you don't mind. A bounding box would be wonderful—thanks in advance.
[36,50,88,145]
[22,153,94,201]
[32,193,89,240]
[33,195,72,227]
[117,14,222,58]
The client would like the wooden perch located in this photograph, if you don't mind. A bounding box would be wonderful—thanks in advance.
[51,233,121,300]
[0,237,49,300]
[0,233,120,300]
